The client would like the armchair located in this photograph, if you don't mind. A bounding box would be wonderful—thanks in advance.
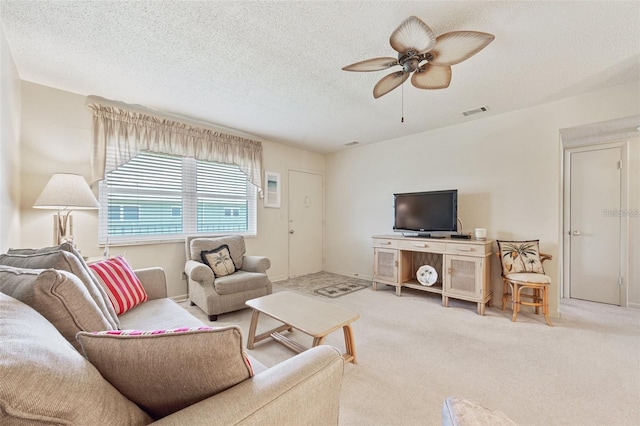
[185,236,272,321]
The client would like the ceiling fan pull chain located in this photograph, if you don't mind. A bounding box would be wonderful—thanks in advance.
[401,83,404,123]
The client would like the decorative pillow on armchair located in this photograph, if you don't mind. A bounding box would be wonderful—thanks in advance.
[201,245,237,277]
[497,240,545,275]
[76,326,253,420]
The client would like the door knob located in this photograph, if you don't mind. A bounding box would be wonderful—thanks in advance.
[289,230,295,234]
[571,230,581,236]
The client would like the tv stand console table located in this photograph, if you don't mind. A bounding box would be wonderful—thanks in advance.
[372,235,494,315]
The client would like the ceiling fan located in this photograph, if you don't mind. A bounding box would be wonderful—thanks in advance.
[343,16,495,98]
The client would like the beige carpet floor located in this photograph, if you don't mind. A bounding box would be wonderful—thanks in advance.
[179,272,640,426]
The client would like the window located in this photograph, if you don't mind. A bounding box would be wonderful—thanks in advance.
[99,152,257,244]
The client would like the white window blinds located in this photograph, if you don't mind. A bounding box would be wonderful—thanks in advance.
[99,152,257,244]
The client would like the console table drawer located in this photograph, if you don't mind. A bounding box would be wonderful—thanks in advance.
[373,239,397,248]
[445,242,489,255]
[397,240,446,252]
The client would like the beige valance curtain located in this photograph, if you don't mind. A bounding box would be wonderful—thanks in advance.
[88,99,264,192]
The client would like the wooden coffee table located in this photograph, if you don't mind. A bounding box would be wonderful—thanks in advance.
[246,291,360,364]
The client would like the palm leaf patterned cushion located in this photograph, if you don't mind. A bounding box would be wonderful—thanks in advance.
[497,240,545,275]
[201,245,237,277]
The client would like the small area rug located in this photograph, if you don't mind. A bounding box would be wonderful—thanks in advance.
[314,282,367,298]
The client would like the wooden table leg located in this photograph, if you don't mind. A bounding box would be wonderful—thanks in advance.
[342,324,357,364]
[247,309,260,349]
[312,336,326,346]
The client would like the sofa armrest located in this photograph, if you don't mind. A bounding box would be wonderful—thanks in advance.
[241,256,271,274]
[153,345,344,426]
[185,260,214,285]
[134,267,167,300]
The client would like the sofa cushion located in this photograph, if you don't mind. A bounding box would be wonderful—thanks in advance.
[213,270,270,295]
[2,246,119,329]
[118,298,205,330]
[77,325,253,420]
[0,266,115,350]
[201,244,237,277]
[190,235,245,269]
[0,293,151,425]
[497,240,545,275]
[88,256,148,315]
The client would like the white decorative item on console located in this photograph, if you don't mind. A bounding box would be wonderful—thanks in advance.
[474,228,487,240]
[416,264,437,286]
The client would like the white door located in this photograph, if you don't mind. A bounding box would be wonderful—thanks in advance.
[569,147,621,305]
[288,170,323,278]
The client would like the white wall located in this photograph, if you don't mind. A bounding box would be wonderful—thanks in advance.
[0,27,21,252]
[325,82,640,315]
[18,82,324,298]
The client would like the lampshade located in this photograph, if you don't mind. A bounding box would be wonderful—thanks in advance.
[33,173,99,210]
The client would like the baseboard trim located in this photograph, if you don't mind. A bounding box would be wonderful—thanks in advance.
[323,268,372,282]
[171,294,188,303]
[628,302,640,309]
[270,274,289,283]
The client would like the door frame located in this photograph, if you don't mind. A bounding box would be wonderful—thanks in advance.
[287,168,325,278]
[562,140,630,306]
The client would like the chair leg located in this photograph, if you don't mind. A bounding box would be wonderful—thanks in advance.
[534,288,541,315]
[542,286,553,327]
[501,280,508,311]
[208,314,218,321]
[512,284,521,322]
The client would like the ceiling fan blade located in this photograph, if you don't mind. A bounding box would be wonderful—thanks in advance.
[389,16,436,54]
[429,31,495,66]
[411,64,452,89]
[342,57,399,72]
[373,71,410,98]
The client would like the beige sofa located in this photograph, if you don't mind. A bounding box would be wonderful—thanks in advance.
[0,246,344,425]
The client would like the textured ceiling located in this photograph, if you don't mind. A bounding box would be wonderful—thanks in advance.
[1,1,639,153]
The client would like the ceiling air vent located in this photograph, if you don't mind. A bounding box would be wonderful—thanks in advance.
[462,106,489,116]
[344,141,359,146]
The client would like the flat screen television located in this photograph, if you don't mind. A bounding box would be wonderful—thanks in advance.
[393,190,458,236]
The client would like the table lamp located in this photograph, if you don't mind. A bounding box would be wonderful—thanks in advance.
[33,173,99,245]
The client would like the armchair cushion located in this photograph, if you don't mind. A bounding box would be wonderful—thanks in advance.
[0,265,115,350]
[88,256,148,315]
[214,270,271,295]
[497,240,545,275]
[505,272,551,284]
[0,293,151,425]
[77,326,253,420]
[201,244,236,277]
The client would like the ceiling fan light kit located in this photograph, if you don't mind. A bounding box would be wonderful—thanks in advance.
[343,16,494,99]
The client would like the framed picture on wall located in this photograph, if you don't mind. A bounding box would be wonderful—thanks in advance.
[264,171,281,208]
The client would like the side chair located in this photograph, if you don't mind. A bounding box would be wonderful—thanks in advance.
[496,240,553,326]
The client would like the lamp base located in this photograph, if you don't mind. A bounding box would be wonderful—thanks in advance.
[53,214,73,246]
